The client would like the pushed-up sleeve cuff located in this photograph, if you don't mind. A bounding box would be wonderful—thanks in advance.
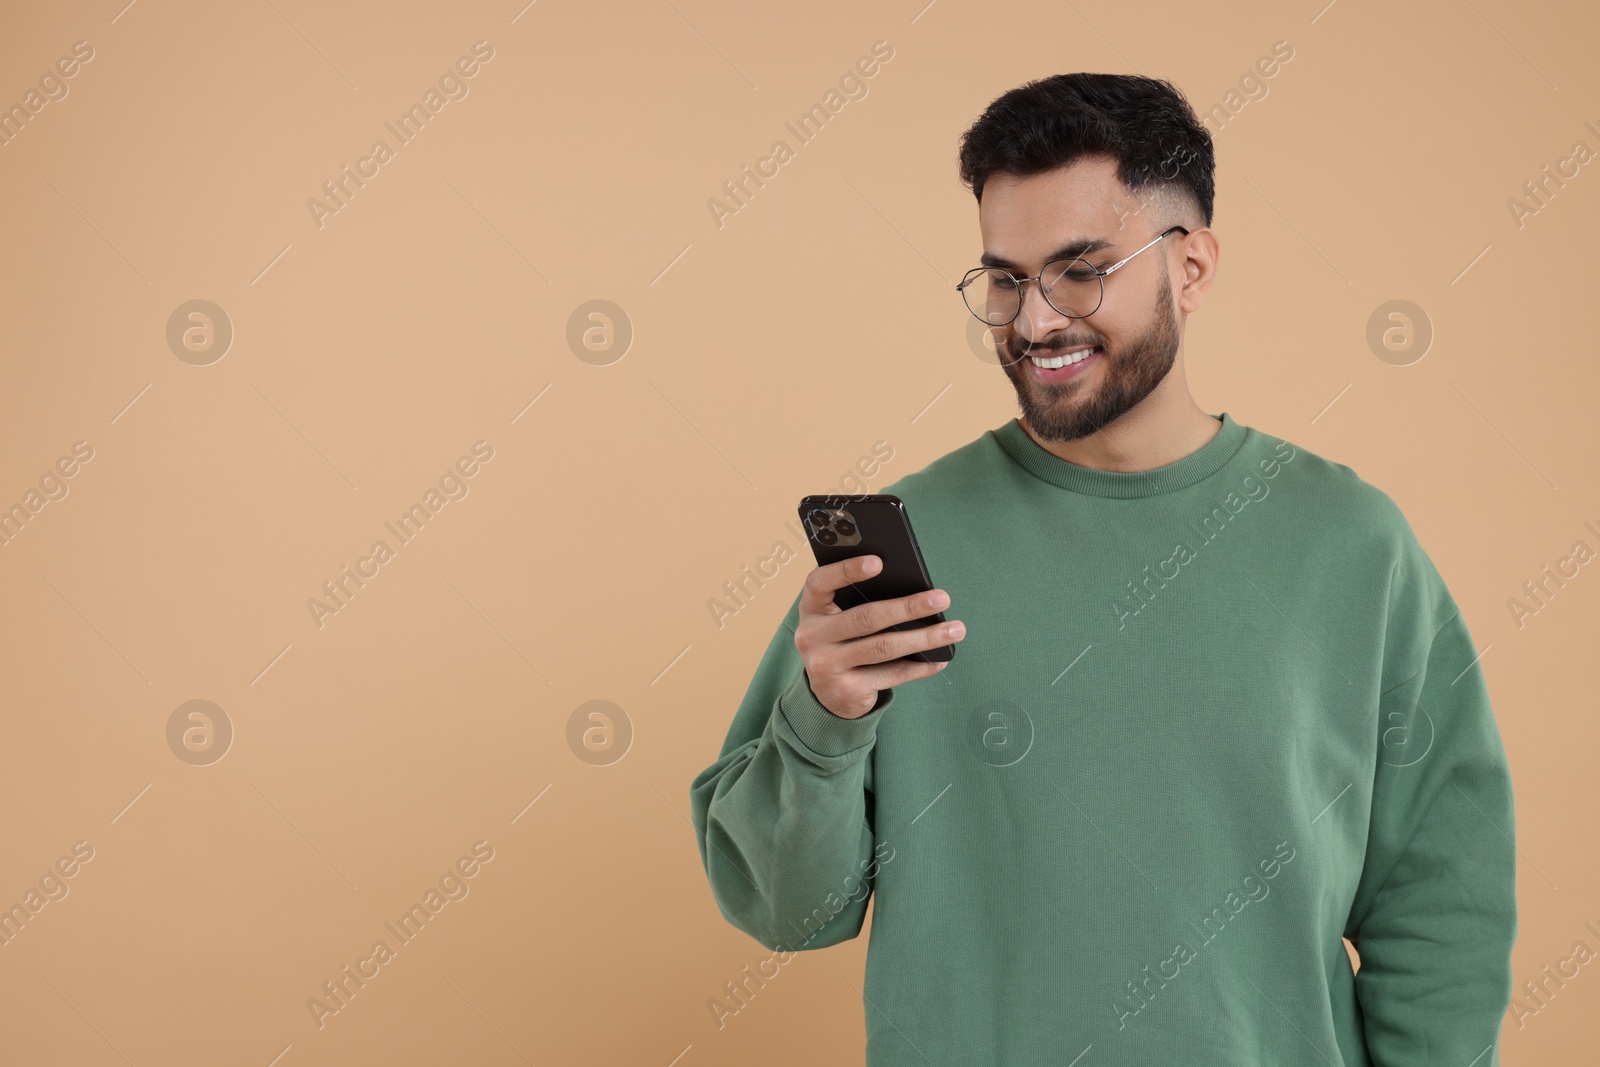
[776,669,892,759]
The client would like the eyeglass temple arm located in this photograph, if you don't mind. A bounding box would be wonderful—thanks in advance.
[958,225,1189,288]
[1101,225,1189,277]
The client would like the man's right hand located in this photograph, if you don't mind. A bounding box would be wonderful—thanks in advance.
[794,554,966,719]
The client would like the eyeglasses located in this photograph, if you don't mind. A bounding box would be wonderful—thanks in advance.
[956,225,1189,327]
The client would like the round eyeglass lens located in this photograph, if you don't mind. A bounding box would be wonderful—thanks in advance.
[962,259,1103,324]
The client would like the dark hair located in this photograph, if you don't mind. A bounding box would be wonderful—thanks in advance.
[957,73,1214,227]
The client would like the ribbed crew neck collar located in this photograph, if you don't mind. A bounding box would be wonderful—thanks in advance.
[991,413,1248,498]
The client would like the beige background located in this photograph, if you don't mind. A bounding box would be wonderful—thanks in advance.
[1,0,1596,1063]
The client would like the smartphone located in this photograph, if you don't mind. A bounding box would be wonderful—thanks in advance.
[797,494,955,663]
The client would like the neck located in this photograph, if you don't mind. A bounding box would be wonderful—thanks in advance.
[1018,396,1220,473]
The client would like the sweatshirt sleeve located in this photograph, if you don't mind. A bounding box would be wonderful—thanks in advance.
[1344,521,1518,1064]
[689,587,894,952]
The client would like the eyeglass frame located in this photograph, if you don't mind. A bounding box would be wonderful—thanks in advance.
[956,224,1191,327]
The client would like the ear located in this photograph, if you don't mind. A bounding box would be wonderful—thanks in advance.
[1175,228,1220,313]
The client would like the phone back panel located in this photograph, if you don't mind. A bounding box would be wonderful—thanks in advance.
[797,494,953,662]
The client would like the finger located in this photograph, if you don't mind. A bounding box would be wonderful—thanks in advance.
[836,616,964,671]
[814,587,950,647]
[798,555,882,617]
[856,654,951,694]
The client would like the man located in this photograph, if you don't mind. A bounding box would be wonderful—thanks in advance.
[690,73,1516,1065]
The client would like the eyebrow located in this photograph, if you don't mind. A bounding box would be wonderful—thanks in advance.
[980,237,1115,270]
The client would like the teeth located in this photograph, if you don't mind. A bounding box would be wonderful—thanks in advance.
[1029,347,1098,370]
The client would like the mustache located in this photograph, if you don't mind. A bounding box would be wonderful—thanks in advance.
[1003,334,1104,361]
[1008,332,1101,351]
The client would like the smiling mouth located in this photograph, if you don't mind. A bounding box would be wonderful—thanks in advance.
[1026,345,1101,369]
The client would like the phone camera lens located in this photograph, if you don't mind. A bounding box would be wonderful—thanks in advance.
[816,528,838,546]
[808,509,830,528]
[834,519,857,537]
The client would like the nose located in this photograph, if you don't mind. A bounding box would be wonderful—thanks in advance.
[1012,275,1073,347]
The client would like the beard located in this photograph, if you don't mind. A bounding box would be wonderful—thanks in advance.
[999,269,1180,443]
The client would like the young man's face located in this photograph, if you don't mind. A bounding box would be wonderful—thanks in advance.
[976,156,1184,442]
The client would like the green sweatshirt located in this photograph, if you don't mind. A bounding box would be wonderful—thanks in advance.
[690,412,1517,1066]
